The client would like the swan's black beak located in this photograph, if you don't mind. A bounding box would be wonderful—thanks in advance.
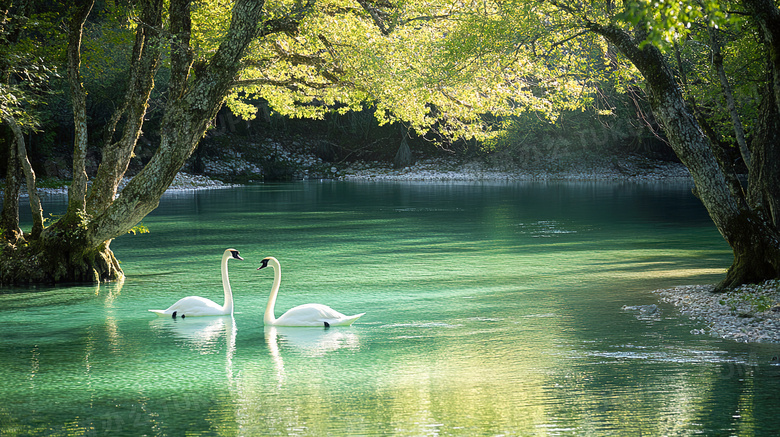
[230,250,243,261]
[257,258,270,270]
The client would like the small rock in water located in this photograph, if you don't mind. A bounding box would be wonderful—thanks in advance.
[622,304,661,320]
[622,304,660,315]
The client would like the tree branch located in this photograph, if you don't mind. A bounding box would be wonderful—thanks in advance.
[86,0,163,216]
[169,0,194,101]
[236,37,345,90]
[233,77,336,90]
[65,0,94,215]
[87,0,271,244]
[709,25,751,168]
[257,0,316,38]
[356,0,390,35]
[550,30,590,48]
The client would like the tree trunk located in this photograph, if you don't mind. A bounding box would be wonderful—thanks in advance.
[86,0,162,216]
[1,124,24,244]
[66,0,94,215]
[1,234,122,283]
[10,116,44,238]
[1,0,335,285]
[85,0,270,246]
[2,0,299,285]
[1,0,35,245]
[589,22,780,289]
[743,0,780,118]
[1,115,43,239]
[394,130,414,169]
[710,26,751,168]
[748,79,780,228]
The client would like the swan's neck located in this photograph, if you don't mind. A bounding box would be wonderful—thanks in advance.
[221,252,234,315]
[264,259,281,325]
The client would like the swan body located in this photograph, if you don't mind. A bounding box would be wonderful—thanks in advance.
[149,249,243,318]
[258,256,364,327]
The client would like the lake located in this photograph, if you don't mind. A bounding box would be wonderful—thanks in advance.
[2,181,780,435]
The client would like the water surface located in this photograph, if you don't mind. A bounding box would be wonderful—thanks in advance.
[3,181,779,435]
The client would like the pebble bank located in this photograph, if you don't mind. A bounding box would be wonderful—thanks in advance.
[651,280,780,343]
[338,155,691,182]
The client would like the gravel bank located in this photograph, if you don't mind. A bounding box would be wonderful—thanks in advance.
[652,280,780,343]
[338,155,691,182]
[9,153,691,196]
[7,172,239,196]
[148,173,239,191]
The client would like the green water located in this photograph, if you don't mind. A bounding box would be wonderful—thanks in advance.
[2,181,779,436]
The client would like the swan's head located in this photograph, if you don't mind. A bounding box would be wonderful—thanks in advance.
[257,256,277,270]
[226,249,244,261]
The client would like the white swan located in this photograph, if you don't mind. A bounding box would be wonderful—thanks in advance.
[149,249,244,318]
[258,256,365,327]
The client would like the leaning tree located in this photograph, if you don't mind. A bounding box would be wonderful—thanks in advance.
[1,0,324,283]
[423,0,780,289]
[572,0,780,288]
[584,3,780,289]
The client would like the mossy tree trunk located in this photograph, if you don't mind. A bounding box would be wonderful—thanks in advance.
[1,123,24,244]
[1,0,315,285]
[393,130,414,169]
[1,226,122,284]
[748,81,780,229]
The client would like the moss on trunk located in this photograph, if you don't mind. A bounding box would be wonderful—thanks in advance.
[717,211,780,291]
[1,217,123,285]
[1,239,122,284]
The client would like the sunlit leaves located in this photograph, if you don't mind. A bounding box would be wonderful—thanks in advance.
[1,8,64,130]
[192,0,754,147]
[191,0,233,59]
[127,223,150,235]
[2,0,765,151]
[615,0,729,47]
[218,0,603,142]
[80,19,135,94]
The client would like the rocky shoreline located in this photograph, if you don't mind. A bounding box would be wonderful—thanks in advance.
[10,153,693,195]
[652,280,780,343]
[338,154,691,182]
[9,172,240,196]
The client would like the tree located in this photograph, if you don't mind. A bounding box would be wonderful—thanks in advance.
[1,0,452,284]
[432,0,780,289]
[1,0,319,283]
[1,0,48,244]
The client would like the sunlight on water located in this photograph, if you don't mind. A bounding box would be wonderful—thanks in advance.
[2,181,778,435]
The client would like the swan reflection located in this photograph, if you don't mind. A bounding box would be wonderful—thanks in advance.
[265,326,360,357]
[150,316,236,350]
[150,315,237,378]
[265,326,361,387]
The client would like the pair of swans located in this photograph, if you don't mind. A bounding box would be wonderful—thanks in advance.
[149,250,364,327]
